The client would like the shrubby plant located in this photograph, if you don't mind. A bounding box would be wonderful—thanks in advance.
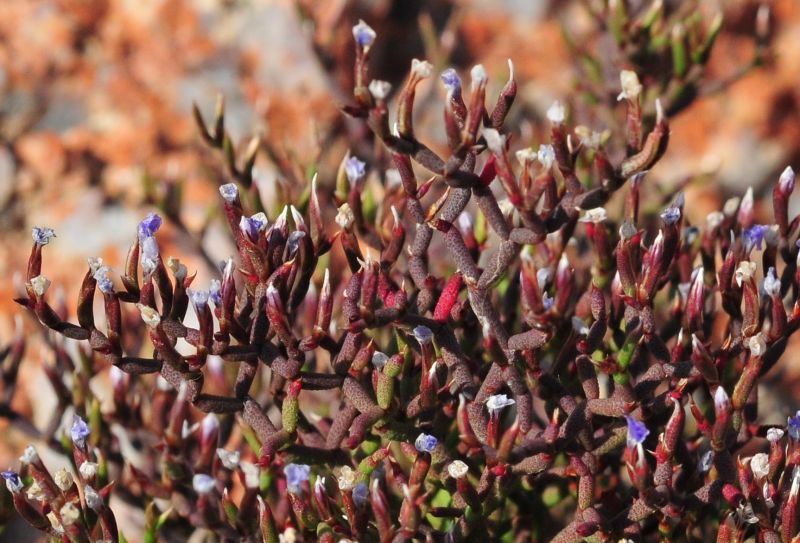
[1,3,795,542]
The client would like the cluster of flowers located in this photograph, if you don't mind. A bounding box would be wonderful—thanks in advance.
[2,11,796,543]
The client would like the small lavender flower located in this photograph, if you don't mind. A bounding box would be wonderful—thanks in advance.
[624,415,649,448]
[470,64,487,91]
[744,224,769,251]
[209,279,222,305]
[284,463,311,494]
[486,394,516,415]
[192,473,216,495]
[345,156,366,184]
[413,325,434,345]
[542,292,554,311]
[190,289,209,311]
[441,68,461,95]
[31,226,56,246]
[71,414,90,447]
[1,471,23,493]
[352,19,376,47]
[788,410,800,441]
[536,144,556,170]
[239,213,268,242]
[219,183,238,203]
[660,205,681,225]
[779,165,796,194]
[414,433,438,453]
[138,212,162,239]
[353,481,369,508]
[94,266,114,294]
[546,100,565,124]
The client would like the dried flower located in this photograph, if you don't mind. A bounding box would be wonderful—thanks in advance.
[411,58,433,79]
[217,449,241,470]
[750,453,770,479]
[735,261,757,287]
[536,144,556,170]
[617,70,642,101]
[54,468,73,492]
[335,203,355,230]
[137,303,161,328]
[448,460,469,479]
[337,466,357,491]
[30,275,50,297]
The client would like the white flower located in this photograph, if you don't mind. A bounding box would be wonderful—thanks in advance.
[767,428,784,443]
[447,460,469,479]
[750,453,770,479]
[30,275,50,297]
[79,461,98,481]
[217,448,241,470]
[25,480,45,501]
[714,386,730,412]
[470,64,487,91]
[483,128,506,155]
[59,502,81,526]
[706,211,725,230]
[617,70,642,101]
[747,333,767,357]
[515,148,537,166]
[536,144,556,170]
[734,261,757,287]
[411,59,433,79]
[547,100,565,124]
[136,303,161,329]
[219,183,239,203]
[84,485,103,511]
[192,474,216,495]
[486,394,516,414]
[241,462,260,489]
[368,80,391,100]
[336,466,357,491]
[579,207,607,224]
[19,445,39,465]
[335,203,355,230]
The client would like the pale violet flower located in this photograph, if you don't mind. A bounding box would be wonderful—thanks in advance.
[371,351,389,370]
[536,144,556,170]
[192,474,216,495]
[414,433,438,453]
[71,415,90,447]
[547,100,565,124]
[486,394,515,415]
[352,19,376,47]
[763,267,781,297]
[413,325,434,345]
[345,156,366,184]
[441,68,461,95]
[32,226,56,246]
[219,183,238,203]
[284,463,310,494]
[624,415,649,448]
[617,70,642,101]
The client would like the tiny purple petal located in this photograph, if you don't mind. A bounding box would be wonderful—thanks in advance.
[190,289,209,310]
[71,415,90,447]
[138,212,162,239]
[219,183,239,203]
[441,68,462,95]
[239,213,268,242]
[209,279,222,305]
[284,463,311,494]
[352,19,376,47]
[353,481,369,508]
[744,224,769,251]
[788,411,800,441]
[542,292,554,311]
[414,433,438,453]
[625,415,649,448]
[660,205,681,225]
[413,325,434,344]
